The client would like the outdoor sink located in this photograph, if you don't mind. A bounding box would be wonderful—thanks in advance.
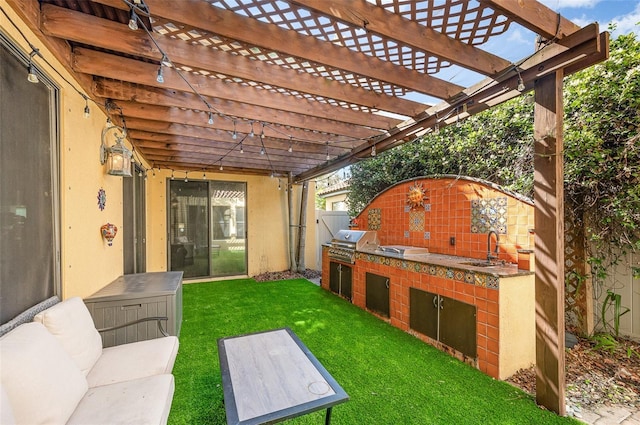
[377,245,429,256]
[459,261,501,268]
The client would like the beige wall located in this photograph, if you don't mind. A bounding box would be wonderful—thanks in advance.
[146,172,317,277]
[499,274,536,379]
[2,5,317,299]
[1,6,127,299]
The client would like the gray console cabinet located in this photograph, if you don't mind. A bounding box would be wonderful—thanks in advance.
[84,272,183,347]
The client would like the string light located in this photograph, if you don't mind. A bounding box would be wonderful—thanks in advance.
[208,111,214,125]
[83,96,90,118]
[516,69,525,92]
[128,8,139,30]
[156,65,164,83]
[27,49,39,83]
[219,161,223,171]
[288,136,293,153]
[170,169,175,180]
[326,141,330,160]
[232,121,237,140]
[260,122,265,139]
[249,121,255,138]
[371,144,376,156]
[278,179,282,190]
[202,169,206,179]
[260,146,265,155]
[239,141,244,154]
[184,171,188,182]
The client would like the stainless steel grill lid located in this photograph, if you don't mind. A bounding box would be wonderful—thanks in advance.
[328,230,379,263]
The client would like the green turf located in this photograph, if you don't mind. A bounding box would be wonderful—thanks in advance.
[169,278,578,424]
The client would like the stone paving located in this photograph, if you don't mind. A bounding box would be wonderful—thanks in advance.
[573,406,640,425]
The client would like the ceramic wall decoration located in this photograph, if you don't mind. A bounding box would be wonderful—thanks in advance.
[100,223,118,246]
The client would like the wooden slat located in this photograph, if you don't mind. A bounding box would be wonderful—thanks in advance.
[72,48,397,130]
[90,0,464,100]
[110,101,364,145]
[40,4,424,117]
[291,0,510,76]
[92,79,383,140]
[533,71,566,416]
[482,0,581,42]
[121,120,350,156]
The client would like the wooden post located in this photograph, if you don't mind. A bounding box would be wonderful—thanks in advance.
[533,71,566,415]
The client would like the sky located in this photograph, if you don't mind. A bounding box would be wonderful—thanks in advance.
[404,0,640,106]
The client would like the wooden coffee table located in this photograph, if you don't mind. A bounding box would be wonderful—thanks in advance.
[218,328,349,425]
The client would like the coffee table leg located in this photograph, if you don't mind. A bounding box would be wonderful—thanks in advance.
[325,407,333,425]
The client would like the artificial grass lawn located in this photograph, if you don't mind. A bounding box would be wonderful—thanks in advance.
[169,278,578,425]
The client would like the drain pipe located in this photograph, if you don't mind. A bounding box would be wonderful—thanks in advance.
[288,173,297,273]
[296,181,309,273]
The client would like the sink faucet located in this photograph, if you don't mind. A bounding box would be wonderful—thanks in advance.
[487,230,499,262]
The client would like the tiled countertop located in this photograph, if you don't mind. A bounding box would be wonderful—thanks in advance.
[354,247,533,278]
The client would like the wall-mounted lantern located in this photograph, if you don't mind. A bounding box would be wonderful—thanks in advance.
[100,124,132,177]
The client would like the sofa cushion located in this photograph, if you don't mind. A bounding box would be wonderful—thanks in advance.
[34,296,103,376]
[0,322,88,424]
[1,384,17,425]
[67,374,175,425]
[87,336,179,388]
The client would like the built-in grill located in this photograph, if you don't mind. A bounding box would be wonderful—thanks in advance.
[328,230,379,264]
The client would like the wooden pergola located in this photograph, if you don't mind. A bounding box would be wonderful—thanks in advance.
[4,0,609,415]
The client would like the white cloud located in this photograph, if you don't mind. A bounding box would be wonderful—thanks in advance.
[538,0,600,9]
[609,3,640,36]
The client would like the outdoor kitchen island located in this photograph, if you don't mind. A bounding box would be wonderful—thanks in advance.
[322,245,535,380]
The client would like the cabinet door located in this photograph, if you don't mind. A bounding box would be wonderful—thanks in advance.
[341,265,353,301]
[329,262,341,294]
[439,296,477,358]
[366,273,390,317]
[409,288,438,340]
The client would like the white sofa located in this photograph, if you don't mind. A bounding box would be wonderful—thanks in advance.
[0,297,179,424]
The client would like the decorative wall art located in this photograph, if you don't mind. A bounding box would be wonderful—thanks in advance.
[97,188,106,211]
[406,183,428,210]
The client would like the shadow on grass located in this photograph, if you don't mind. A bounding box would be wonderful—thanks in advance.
[169,278,578,425]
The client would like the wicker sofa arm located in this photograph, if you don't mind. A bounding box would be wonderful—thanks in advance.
[96,316,169,337]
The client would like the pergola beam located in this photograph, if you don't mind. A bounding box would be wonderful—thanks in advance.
[89,0,464,100]
[291,0,510,76]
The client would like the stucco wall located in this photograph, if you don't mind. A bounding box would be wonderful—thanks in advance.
[146,172,316,277]
[1,7,126,299]
[2,6,317,300]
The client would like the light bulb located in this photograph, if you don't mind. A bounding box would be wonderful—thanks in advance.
[240,143,244,154]
[208,112,214,125]
[27,64,39,83]
[219,164,223,171]
[371,145,376,156]
[83,103,90,119]
[156,66,164,83]
[128,9,139,30]
[517,77,525,92]
[160,54,171,67]
[260,146,265,155]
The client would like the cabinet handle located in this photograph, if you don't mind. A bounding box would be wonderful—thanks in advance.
[433,296,438,309]
[121,304,142,310]
[439,298,444,310]
[385,279,390,289]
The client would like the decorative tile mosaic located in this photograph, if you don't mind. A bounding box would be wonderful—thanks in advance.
[487,276,500,289]
[424,232,430,240]
[474,274,487,287]
[424,204,431,212]
[354,253,500,291]
[404,205,411,213]
[409,211,425,231]
[368,208,381,230]
[471,197,508,234]
[404,230,410,238]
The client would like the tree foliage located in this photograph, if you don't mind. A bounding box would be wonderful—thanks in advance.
[348,32,640,259]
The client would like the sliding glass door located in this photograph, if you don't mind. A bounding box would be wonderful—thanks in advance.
[168,179,246,278]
